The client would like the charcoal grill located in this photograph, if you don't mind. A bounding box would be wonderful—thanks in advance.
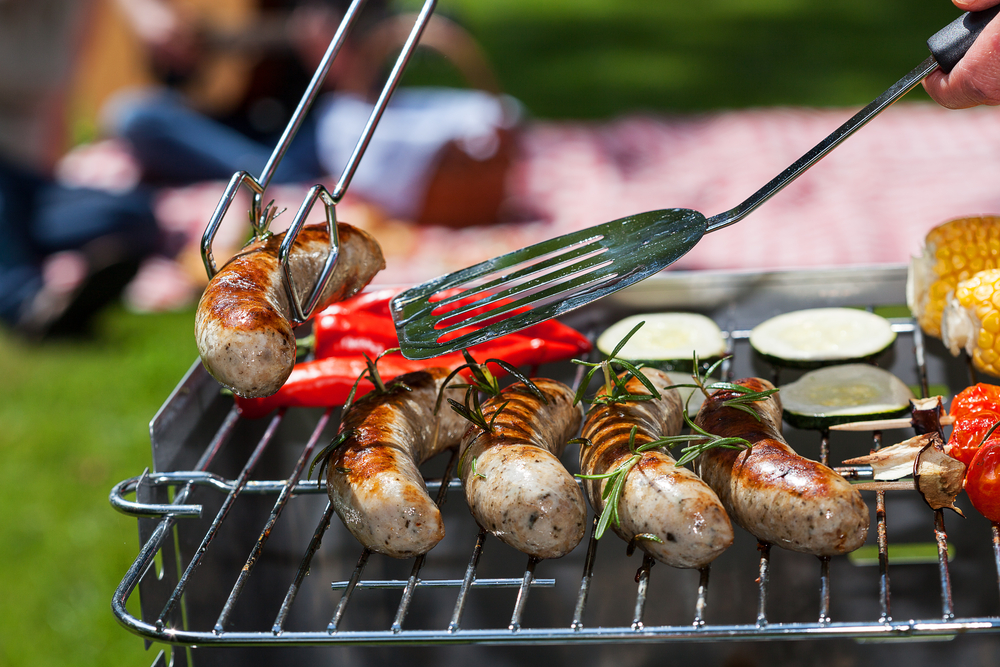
[110,264,1000,666]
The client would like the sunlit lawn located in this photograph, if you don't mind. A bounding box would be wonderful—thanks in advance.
[0,1,972,664]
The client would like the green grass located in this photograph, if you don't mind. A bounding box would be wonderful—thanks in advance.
[0,307,197,666]
[401,0,961,118]
[0,1,976,664]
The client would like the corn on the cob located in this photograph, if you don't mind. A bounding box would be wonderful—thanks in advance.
[941,268,1000,378]
[907,216,1000,338]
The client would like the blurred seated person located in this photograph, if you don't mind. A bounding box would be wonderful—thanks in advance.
[104,0,388,186]
[106,0,521,228]
[0,0,160,338]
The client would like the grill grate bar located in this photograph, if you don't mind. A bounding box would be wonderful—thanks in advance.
[157,409,286,631]
[872,431,892,623]
[914,326,931,398]
[333,577,556,590]
[756,542,772,627]
[447,529,488,632]
[392,558,429,633]
[329,549,371,632]
[194,406,242,474]
[273,500,335,634]
[934,510,956,620]
[816,426,833,624]
[693,566,711,627]
[508,557,540,631]
[631,554,654,630]
[919,322,957,623]
[391,449,460,633]
[993,525,1000,604]
[570,516,600,630]
[215,408,333,633]
[817,557,832,625]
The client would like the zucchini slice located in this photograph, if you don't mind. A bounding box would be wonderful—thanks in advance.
[779,364,914,430]
[750,307,896,368]
[597,313,726,372]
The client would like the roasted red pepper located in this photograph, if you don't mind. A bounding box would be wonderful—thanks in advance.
[234,288,592,419]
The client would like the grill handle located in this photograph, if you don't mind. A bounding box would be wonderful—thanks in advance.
[928,6,1000,73]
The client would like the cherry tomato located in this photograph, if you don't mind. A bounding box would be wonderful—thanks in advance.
[965,438,1000,523]
[947,409,1000,467]
[949,383,1000,418]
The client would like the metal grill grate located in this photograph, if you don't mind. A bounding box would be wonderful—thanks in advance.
[110,266,1000,660]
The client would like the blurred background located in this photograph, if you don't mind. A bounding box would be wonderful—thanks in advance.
[0,0,995,664]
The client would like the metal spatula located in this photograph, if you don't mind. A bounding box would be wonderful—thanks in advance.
[392,8,998,360]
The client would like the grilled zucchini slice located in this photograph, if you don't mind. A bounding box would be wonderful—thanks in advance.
[597,313,726,372]
[750,307,896,368]
[780,364,913,430]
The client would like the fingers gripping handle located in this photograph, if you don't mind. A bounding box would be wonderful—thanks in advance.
[928,6,1000,73]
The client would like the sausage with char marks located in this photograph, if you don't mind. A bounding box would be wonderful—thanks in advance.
[694,378,870,556]
[195,222,384,398]
[459,378,586,559]
[324,367,466,558]
[580,368,733,568]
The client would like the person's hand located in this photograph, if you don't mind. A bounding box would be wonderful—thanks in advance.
[923,0,1000,108]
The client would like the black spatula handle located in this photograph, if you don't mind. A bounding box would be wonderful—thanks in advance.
[928,6,1000,73]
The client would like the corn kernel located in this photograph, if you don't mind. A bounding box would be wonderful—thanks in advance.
[947,266,1000,379]
[912,216,1000,339]
[983,311,1000,333]
[979,329,994,350]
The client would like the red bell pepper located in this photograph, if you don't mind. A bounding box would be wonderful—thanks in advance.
[234,288,592,419]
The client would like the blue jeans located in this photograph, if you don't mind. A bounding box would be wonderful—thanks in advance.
[0,158,158,326]
[110,90,324,186]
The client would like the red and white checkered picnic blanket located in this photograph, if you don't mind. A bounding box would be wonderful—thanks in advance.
[62,102,1000,311]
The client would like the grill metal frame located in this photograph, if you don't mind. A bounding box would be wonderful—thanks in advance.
[110,265,1000,662]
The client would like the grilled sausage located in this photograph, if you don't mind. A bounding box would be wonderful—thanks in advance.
[459,378,586,559]
[196,222,384,398]
[694,378,870,556]
[324,368,467,558]
[580,368,733,569]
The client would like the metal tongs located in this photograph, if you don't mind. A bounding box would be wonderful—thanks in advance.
[391,8,1000,360]
[200,0,438,324]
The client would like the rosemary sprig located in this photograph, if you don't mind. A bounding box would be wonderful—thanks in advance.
[572,321,660,406]
[980,420,1000,447]
[576,417,754,540]
[627,533,665,556]
[309,428,356,480]
[671,406,754,467]
[576,426,671,539]
[343,347,411,412]
[574,349,776,540]
[450,390,511,434]
[663,352,779,419]
[437,349,546,450]
[434,349,544,414]
[307,348,410,481]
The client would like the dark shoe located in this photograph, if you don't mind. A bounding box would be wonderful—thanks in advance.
[16,257,141,339]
